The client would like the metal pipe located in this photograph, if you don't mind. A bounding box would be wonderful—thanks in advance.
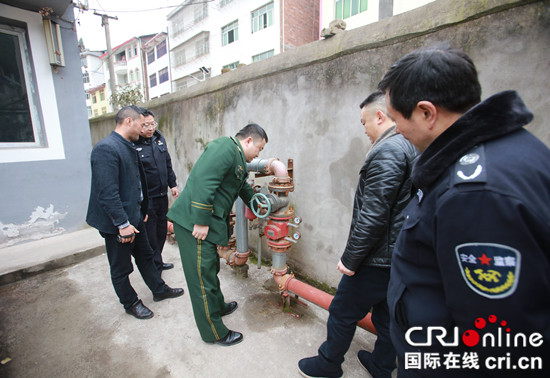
[272,273,377,334]
[235,198,248,254]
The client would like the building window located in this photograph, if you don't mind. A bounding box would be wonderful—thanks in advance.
[223,61,239,70]
[335,0,368,19]
[157,40,167,58]
[220,0,234,7]
[83,71,90,84]
[99,89,105,101]
[195,3,208,22]
[195,34,209,57]
[93,109,99,117]
[129,70,134,82]
[159,67,169,84]
[85,93,90,100]
[222,20,239,46]
[149,73,157,87]
[252,49,274,62]
[172,13,185,37]
[147,49,155,64]
[92,93,97,104]
[87,106,92,117]
[174,47,186,67]
[252,2,273,33]
[0,25,43,145]
[101,106,107,114]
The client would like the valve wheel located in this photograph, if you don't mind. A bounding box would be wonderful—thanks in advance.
[251,193,271,218]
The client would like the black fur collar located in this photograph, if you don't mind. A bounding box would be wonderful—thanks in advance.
[412,91,533,188]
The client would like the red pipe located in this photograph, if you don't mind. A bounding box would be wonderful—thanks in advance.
[273,274,376,334]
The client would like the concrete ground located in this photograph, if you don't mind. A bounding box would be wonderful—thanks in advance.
[0,229,387,378]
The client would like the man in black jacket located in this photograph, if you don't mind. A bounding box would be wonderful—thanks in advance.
[298,91,417,378]
[86,105,183,320]
[135,109,179,273]
[380,46,549,377]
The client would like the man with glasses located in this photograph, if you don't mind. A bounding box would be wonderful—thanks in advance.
[86,105,184,320]
[135,109,179,274]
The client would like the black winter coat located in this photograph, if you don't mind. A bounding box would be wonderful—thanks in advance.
[340,127,418,271]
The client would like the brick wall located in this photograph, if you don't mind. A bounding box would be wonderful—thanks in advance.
[281,0,320,51]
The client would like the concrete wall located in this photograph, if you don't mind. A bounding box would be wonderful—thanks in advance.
[90,0,550,288]
[1,4,92,247]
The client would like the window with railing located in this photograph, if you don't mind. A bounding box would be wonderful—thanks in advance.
[173,47,186,67]
[252,2,273,33]
[195,34,209,57]
[222,20,239,46]
[194,3,208,22]
[335,0,368,19]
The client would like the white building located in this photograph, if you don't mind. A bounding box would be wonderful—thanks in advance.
[142,32,172,101]
[167,0,320,91]
[80,50,105,117]
[320,0,436,31]
[100,35,154,112]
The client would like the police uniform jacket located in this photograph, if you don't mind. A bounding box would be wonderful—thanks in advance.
[388,91,550,376]
[135,130,177,198]
[86,131,148,234]
[340,126,417,271]
[167,136,255,246]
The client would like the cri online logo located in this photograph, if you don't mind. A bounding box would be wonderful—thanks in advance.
[406,315,544,348]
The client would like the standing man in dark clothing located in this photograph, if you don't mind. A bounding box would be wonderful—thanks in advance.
[298,91,417,378]
[135,109,179,273]
[86,105,184,320]
[167,124,268,347]
[379,46,550,377]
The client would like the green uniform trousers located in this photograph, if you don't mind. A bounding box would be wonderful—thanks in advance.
[173,222,230,342]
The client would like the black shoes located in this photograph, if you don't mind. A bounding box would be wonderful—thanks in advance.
[297,356,343,378]
[162,263,174,270]
[125,300,154,320]
[153,286,184,302]
[222,301,238,316]
[207,330,243,346]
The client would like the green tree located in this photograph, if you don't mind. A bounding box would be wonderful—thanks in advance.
[109,84,144,109]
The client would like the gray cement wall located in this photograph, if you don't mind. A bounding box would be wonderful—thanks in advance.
[90,0,550,288]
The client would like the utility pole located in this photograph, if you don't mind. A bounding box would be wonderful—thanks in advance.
[94,12,118,99]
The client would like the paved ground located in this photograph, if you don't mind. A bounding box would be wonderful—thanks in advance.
[0,230,385,377]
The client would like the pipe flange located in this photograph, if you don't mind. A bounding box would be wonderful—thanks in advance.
[270,266,288,276]
[235,250,251,258]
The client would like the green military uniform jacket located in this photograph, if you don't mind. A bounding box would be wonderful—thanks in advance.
[167,136,255,246]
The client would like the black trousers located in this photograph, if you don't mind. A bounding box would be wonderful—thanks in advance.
[145,195,169,272]
[101,220,167,309]
[318,266,396,377]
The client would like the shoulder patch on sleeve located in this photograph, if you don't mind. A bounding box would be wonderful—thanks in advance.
[455,243,521,299]
[453,145,487,185]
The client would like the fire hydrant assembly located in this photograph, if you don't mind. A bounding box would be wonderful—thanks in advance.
[217,157,376,334]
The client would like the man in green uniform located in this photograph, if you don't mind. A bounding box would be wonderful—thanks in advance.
[167,124,268,346]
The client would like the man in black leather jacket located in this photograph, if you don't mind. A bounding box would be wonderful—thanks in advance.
[298,91,418,378]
